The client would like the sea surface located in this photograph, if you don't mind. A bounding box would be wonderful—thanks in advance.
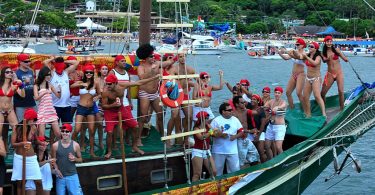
[33,42,375,194]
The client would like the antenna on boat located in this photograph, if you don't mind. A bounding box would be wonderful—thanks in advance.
[21,0,42,54]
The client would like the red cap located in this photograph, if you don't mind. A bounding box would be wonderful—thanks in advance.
[153,52,161,61]
[311,42,320,50]
[105,74,118,83]
[82,63,95,72]
[199,72,210,79]
[37,136,46,142]
[324,36,333,43]
[263,86,271,92]
[54,62,66,75]
[252,94,263,106]
[196,111,209,119]
[62,124,73,132]
[296,38,306,48]
[66,56,77,60]
[274,86,283,93]
[17,54,30,62]
[239,79,250,87]
[24,108,37,121]
[114,55,125,62]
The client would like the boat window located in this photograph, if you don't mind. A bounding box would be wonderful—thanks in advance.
[150,168,173,184]
[97,174,122,191]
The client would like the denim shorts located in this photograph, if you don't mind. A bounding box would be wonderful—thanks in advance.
[76,104,95,116]
[56,174,83,195]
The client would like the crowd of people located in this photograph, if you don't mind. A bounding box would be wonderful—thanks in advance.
[0,35,347,193]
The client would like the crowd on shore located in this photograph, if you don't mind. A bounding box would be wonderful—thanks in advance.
[0,35,347,194]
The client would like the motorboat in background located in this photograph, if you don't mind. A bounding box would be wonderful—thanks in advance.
[334,40,375,57]
[55,35,104,54]
[0,38,36,54]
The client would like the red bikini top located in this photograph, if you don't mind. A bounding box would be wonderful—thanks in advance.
[198,86,212,97]
[332,54,339,60]
[0,88,14,97]
[305,60,315,67]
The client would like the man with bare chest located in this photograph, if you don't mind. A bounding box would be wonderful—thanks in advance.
[102,74,160,158]
[176,53,196,145]
[136,44,175,146]
[232,96,260,167]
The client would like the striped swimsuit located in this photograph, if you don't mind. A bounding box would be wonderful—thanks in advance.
[37,88,59,124]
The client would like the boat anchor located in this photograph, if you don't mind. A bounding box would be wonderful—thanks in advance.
[325,146,362,182]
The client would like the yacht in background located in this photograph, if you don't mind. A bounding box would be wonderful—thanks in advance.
[0,38,36,54]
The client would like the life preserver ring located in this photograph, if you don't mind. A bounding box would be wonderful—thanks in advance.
[159,80,184,108]
[354,52,357,55]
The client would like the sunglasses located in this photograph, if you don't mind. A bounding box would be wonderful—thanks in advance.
[295,44,300,46]
[148,55,154,58]
[61,130,71,133]
[106,83,114,86]
[85,71,94,75]
[225,109,233,112]
[22,60,31,63]
[239,101,247,104]
[309,45,315,48]
[201,75,210,79]
[5,71,13,74]
[262,91,270,93]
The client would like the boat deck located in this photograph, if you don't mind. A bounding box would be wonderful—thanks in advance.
[4,127,182,166]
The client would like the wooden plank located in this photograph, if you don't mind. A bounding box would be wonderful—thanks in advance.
[161,129,205,141]
[157,0,190,2]
[162,74,199,80]
[157,23,193,28]
[182,99,202,104]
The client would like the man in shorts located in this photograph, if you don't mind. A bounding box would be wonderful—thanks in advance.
[210,102,244,176]
[102,74,160,157]
[264,86,287,160]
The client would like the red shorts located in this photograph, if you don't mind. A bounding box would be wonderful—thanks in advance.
[183,93,189,100]
[104,106,138,133]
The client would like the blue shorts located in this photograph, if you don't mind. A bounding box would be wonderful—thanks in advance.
[76,104,95,116]
[56,174,83,195]
[54,106,72,123]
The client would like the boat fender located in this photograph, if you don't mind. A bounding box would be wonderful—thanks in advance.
[248,51,256,56]
[354,52,357,56]
[160,80,184,108]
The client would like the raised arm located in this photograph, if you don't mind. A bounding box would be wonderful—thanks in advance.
[212,70,224,91]
[42,56,55,70]
[119,74,160,88]
[65,60,79,74]
[278,48,292,60]
[336,48,349,62]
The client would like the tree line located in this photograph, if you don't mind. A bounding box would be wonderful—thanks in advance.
[1,0,374,37]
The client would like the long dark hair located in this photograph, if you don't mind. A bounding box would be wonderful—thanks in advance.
[36,66,50,90]
[308,49,322,61]
[322,44,340,58]
[82,71,94,90]
[0,66,12,88]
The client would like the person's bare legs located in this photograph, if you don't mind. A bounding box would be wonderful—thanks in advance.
[321,74,335,104]
[130,126,144,155]
[105,132,113,159]
[313,79,326,116]
[285,76,296,109]
[51,121,61,140]
[95,112,104,149]
[303,82,313,117]
[203,155,217,179]
[255,141,267,163]
[192,156,203,182]
[151,99,164,134]
[336,73,345,110]
[264,140,273,161]
[296,73,306,111]
[275,140,284,155]
[167,108,181,147]
[182,105,192,146]
[87,115,97,157]
[137,98,151,146]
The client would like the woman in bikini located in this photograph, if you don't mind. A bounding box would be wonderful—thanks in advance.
[278,38,306,110]
[0,67,25,150]
[301,42,326,117]
[191,111,216,181]
[261,86,271,105]
[34,66,61,146]
[192,71,224,122]
[71,64,101,157]
[321,36,348,110]
[96,64,109,149]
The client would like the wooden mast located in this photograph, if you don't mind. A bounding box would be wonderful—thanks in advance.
[139,0,152,45]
